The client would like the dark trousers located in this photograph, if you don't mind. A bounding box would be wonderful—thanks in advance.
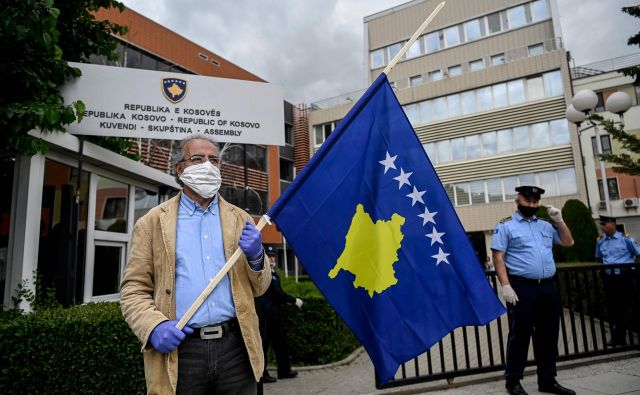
[505,278,561,385]
[176,328,256,395]
[261,312,292,376]
[602,271,635,344]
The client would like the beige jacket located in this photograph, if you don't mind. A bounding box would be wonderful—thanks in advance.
[120,193,271,394]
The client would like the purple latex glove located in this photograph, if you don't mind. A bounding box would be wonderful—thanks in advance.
[239,221,263,260]
[149,320,194,354]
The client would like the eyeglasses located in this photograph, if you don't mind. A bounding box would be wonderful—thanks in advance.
[182,155,221,166]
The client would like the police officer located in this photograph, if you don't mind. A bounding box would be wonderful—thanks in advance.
[595,215,640,346]
[491,186,575,395]
[256,246,303,383]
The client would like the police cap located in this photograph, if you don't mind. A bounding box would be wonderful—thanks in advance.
[515,185,545,199]
[599,215,616,224]
[264,246,277,256]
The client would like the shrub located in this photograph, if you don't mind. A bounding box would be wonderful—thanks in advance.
[0,302,145,394]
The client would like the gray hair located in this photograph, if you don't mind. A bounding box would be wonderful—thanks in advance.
[170,134,220,185]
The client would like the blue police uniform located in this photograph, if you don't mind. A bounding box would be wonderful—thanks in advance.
[595,231,639,345]
[491,211,562,387]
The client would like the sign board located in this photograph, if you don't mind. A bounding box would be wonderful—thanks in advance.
[60,62,285,145]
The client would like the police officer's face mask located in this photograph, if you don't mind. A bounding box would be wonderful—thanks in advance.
[517,204,539,218]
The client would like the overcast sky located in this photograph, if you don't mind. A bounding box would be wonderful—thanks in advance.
[119,0,638,104]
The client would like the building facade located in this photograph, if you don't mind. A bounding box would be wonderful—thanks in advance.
[309,0,586,263]
[572,54,640,237]
[2,6,292,309]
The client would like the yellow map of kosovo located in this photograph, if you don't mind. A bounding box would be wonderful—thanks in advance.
[329,204,405,297]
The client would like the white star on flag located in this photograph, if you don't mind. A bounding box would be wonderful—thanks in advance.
[418,207,437,226]
[379,152,397,174]
[426,227,445,245]
[393,168,412,189]
[431,247,450,265]
[406,186,425,206]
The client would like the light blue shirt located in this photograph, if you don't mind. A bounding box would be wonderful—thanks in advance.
[595,231,639,274]
[491,212,560,280]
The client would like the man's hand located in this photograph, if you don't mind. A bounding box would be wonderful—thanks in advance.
[501,284,519,305]
[547,205,563,223]
[149,320,193,354]
[295,298,303,308]
[239,221,263,260]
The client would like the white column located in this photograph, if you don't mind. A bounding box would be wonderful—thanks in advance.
[4,154,45,312]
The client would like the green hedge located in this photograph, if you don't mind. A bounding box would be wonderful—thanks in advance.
[277,274,361,365]
[0,302,146,394]
[0,278,360,392]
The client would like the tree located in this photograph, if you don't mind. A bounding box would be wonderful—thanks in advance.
[0,0,134,156]
[597,5,640,175]
[559,199,598,262]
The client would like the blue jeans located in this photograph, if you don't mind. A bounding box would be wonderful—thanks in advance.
[176,328,256,394]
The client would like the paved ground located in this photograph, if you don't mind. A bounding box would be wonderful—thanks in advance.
[261,349,640,395]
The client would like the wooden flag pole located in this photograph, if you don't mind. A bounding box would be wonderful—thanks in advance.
[176,214,272,330]
[383,1,445,76]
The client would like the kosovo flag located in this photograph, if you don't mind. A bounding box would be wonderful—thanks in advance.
[268,73,505,384]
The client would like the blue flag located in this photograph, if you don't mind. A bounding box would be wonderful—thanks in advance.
[268,73,505,384]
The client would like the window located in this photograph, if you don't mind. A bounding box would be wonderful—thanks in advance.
[429,70,443,81]
[432,97,447,121]
[477,86,493,111]
[448,94,461,117]
[482,131,497,156]
[406,40,421,58]
[531,122,551,148]
[528,43,544,56]
[95,176,129,233]
[448,65,462,77]
[464,19,482,41]
[487,178,503,202]
[465,135,481,159]
[410,75,423,87]
[493,83,508,107]
[470,181,486,204]
[284,124,293,145]
[280,158,294,181]
[371,49,385,69]
[469,59,484,71]
[455,183,471,205]
[550,119,570,145]
[507,5,527,29]
[134,188,159,223]
[451,137,465,161]
[543,70,563,96]
[445,26,461,47]
[557,168,577,196]
[503,176,518,200]
[595,91,605,112]
[491,53,506,66]
[513,126,530,152]
[497,129,513,153]
[424,143,435,163]
[487,12,502,34]
[508,80,525,104]
[445,184,455,203]
[425,32,439,53]
[404,104,419,125]
[419,101,431,123]
[598,178,620,200]
[531,0,550,21]
[92,242,125,297]
[519,173,535,186]
[314,121,338,147]
[591,135,613,155]
[526,77,545,100]
[436,140,451,163]
[538,171,558,196]
[388,43,402,63]
[462,91,476,114]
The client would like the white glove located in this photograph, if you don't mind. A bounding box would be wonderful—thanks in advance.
[501,284,519,305]
[295,298,303,308]
[547,205,563,223]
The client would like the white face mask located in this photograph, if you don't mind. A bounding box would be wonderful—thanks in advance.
[179,161,221,199]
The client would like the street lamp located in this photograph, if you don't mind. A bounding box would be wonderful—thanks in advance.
[566,89,632,216]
